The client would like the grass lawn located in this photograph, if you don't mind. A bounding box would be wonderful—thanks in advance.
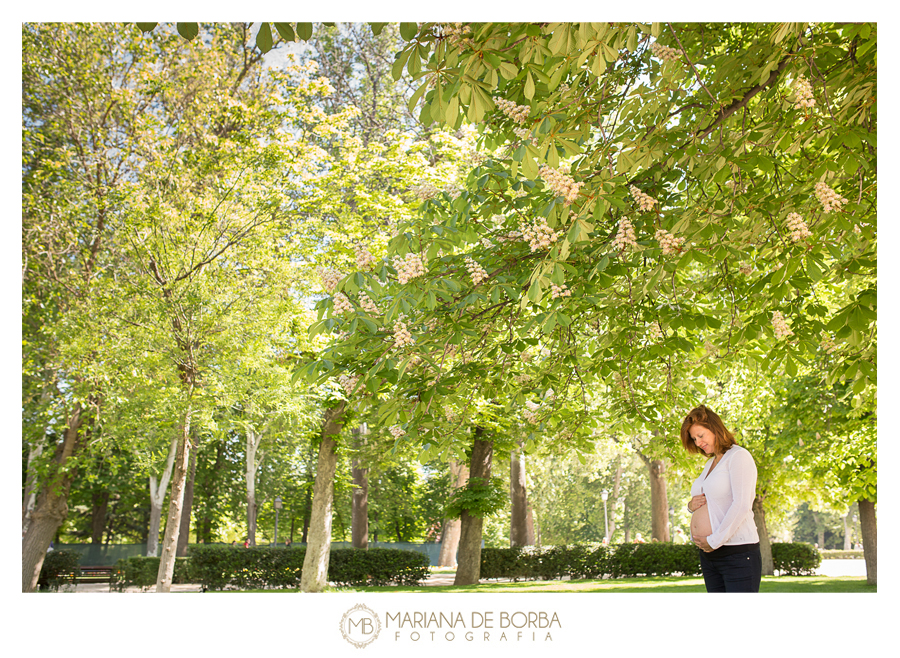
[353,575,873,593]
[222,575,873,593]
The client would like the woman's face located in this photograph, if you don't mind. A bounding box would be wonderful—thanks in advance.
[689,424,718,455]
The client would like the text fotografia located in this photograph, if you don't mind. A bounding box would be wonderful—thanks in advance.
[386,611,561,642]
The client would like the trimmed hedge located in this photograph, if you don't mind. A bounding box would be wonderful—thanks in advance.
[38,550,82,591]
[187,546,430,591]
[820,549,864,560]
[111,556,194,591]
[481,542,820,581]
[772,542,821,575]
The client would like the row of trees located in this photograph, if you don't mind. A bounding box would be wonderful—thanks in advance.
[22,21,876,592]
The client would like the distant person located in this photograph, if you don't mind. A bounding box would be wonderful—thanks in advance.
[231,541,236,547]
[47,542,54,553]
[674,528,688,544]
[243,540,249,548]
[634,533,645,543]
[681,404,761,593]
[284,539,292,548]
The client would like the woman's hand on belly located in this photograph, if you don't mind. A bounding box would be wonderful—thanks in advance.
[689,494,707,512]
[693,535,713,552]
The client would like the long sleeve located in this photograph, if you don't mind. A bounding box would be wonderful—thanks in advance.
[706,448,757,550]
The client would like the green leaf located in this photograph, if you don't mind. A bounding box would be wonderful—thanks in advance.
[369,22,388,36]
[176,23,199,40]
[400,22,418,41]
[256,23,274,53]
[296,22,314,41]
[273,23,295,42]
[135,22,158,33]
[524,71,535,100]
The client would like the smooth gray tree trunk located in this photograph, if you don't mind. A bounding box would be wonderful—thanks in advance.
[509,440,534,546]
[351,423,369,549]
[301,401,347,592]
[454,428,492,586]
[146,435,178,557]
[22,404,82,592]
[438,459,468,567]
[753,496,775,576]
[858,497,877,586]
[155,404,193,592]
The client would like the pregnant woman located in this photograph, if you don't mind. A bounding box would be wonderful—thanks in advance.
[681,405,762,592]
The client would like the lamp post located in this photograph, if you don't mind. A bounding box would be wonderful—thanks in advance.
[274,496,283,546]
[602,490,609,543]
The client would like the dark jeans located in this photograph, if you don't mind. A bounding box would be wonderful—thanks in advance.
[699,544,762,592]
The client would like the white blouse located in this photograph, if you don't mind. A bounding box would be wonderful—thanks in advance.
[690,444,759,550]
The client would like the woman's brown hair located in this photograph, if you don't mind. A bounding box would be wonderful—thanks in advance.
[680,405,737,455]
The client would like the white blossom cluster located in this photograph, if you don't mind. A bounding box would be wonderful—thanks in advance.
[814,182,848,213]
[494,97,531,124]
[655,229,685,256]
[392,253,426,283]
[786,212,812,242]
[630,185,658,212]
[358,292,379,315]
[338,373,360,397]
[650,42,682,62]
[392,317,414,349]
[523,400,541,424]
[520,350,532,362]
[820,332,837,355]
[444,183,463,200]
[792,74,816,110]
[550,282,572,299]
[772,311,794,340]
[389,425,407,439]
[648,322,663,340]
[725,180,747,193]
[332,292,353,314]
[318,267,344,293]
[509,187,528,199]
[356,249,376,271]
[520,216,561,251]
[739,263,753,275]
[853,224,862,235]
[540,164,583,206]
[440,23,473,49]
[612,218,638,252]
[514,126,538,145]
[465,257,489,286]
[411,181,440,200]
[497,230,522,243]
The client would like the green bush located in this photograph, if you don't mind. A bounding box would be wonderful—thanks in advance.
[187,546,429,591]
[330,548,430,586]
[480,544,612,581]
[772,542,821,575]
[38,550,82,591]
[820,549,864,560]
[608,542,702,578]
[111,556,194,591]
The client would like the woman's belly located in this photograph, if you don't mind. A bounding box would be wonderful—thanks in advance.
[690,505,712,540]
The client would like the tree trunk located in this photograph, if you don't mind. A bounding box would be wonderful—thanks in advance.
[607,457,623,542]
[510,439,534,546]
[176,432,199,557]
[22,403,82,592]
[246,426,264,547]
[640,455,670,542]
[454,428,492,586]
[351,423,369,549]
[22,382,53,536]
[146,435,178,557]
[21,440,44,537]
[842,510,852,550]
[155,404,193,592]
[858,497,876,586]
[300,401,347,593]
[438,459,468,567]
[753,496,774,575]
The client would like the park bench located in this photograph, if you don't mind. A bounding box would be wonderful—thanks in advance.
[63,566,114,585]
